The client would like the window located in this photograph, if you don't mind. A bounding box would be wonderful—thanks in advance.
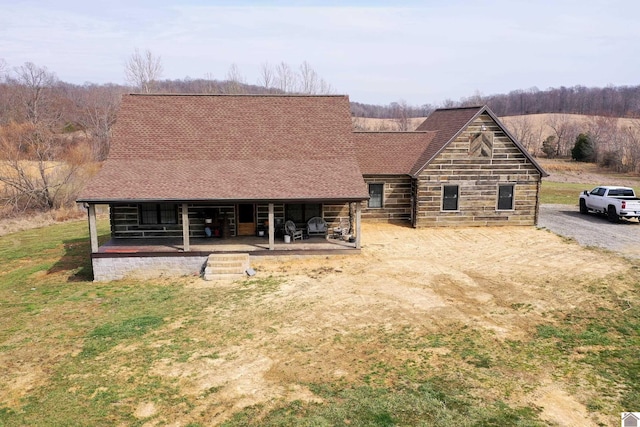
[608,188,634,197]
[285,203,321,223]
[368,183,384,208]
[497,184,515,210]
[590,187,606,196]
[139,203,177,225]
[442,185,459,211]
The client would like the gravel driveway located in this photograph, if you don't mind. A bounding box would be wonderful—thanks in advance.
[538,204,640,259]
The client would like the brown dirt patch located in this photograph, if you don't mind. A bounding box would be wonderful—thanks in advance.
[150,223,629,424]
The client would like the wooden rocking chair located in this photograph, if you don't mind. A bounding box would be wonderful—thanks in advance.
[284,220,304,241]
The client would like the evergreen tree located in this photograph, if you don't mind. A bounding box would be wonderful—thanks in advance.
[571,133,595,162]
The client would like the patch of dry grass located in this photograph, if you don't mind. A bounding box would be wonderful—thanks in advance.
[0,207,88,237]
[537,158,596,173]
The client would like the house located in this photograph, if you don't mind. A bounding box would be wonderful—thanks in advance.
[623,413,640,427]
[355,106,547,226]
[78,95,546,281]
[77,94,369,281]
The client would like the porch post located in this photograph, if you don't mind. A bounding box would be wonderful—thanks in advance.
[268,203,275,250]
[88,203,99,253]
[182,203,190,252]
[355,201,362,249]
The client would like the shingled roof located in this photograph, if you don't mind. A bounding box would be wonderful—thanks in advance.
[353,132,436,175]
[78,94,369,203]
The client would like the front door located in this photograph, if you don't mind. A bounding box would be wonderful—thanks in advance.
[237,204,255,236]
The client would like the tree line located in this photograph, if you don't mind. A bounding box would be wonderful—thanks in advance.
[351,86,640,120]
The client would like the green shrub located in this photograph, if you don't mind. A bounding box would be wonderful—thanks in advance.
[571,133,595,162]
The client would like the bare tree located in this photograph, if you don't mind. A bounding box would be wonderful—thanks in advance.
[622,125,640,173]
[391,100,411,131]
[124,48,163,93]
[547,114,578,157]
[504,115,536,153]
[72,84,123,160]
[10,62,58,124]
[586,115,619,163]
[297,61,334,94]
[0,58,7,79]
[298,61,319,94]
[258,62,274,90]
[274,62,297,92]
[222,63,246,94]
[317,77,334,95]
[202,72,220,94]
[0,121,90,212]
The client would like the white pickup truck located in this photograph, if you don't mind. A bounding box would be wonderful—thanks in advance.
[579,186,640,223]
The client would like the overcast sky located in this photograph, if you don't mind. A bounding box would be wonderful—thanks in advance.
[1,0,638,106]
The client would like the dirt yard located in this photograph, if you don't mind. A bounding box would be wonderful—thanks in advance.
[173,222,631,426]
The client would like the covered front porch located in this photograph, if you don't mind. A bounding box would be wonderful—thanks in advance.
[85,201,363,255]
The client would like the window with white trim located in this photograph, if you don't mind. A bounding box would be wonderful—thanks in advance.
[442,185,459,211]
[368,183,383,209]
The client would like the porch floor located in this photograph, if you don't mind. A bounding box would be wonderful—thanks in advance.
[98,235,357,255]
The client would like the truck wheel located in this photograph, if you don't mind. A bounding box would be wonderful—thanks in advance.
[579,199,588,215]
[607,206,619,223]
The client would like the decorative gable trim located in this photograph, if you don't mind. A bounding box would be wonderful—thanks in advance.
[469,131,494,157]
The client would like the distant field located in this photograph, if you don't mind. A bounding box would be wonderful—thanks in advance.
[354,112,640,134]
[501,113,640,137]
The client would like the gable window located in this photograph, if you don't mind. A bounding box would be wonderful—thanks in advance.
[368,183,384,209]
[497,184,515,210]
[442,185,459,211]
[140,203,178,225]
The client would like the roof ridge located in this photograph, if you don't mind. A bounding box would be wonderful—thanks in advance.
[433,105,484,111]
[352,131,434,134]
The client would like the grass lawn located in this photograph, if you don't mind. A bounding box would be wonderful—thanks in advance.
[540,181,595,205]
[1,218,639,425]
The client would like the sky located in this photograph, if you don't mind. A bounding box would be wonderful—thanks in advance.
[1,0,638,106]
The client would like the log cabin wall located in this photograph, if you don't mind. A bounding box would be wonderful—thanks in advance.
[414,113,541,227]
[110,203,237,238]
[256,203,285,231]
[323,202,351,229]
[361,175,413,223]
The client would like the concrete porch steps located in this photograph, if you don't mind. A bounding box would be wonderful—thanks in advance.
[203,253,250,281]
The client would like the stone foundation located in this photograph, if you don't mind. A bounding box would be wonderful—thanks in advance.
[92,255,208,282]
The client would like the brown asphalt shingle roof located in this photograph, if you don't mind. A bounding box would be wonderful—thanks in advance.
[354,132,437,175]
[78,94,369,202]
